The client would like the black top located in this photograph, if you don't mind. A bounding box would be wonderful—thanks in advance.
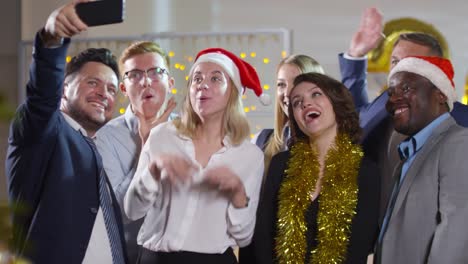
[239,150,380,264]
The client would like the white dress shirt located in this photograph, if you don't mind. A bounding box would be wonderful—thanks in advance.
[61,112,113,264]
[124,121,264,253]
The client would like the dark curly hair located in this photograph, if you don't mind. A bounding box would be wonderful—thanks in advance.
[65,48,119,80]
[288,72,362,146]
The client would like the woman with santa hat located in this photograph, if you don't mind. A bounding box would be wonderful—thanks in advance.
[124,48,265,264]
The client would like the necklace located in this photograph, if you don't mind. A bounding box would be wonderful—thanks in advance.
[275,134,363,264]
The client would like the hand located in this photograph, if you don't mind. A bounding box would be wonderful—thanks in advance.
[148,154,197,185]
[43,0,89,40]
[203,166,249,208]
[347,7,384,57]
[137,97,177,145]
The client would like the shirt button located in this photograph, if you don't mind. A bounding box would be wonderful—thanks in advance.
[90,207,98,214]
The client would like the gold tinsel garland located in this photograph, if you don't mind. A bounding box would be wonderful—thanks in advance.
[275,134,363,264]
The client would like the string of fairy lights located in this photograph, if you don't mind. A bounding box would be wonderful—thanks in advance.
[61,49,468,139]
[53,32,289,138]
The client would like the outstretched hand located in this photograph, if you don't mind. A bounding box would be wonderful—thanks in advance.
[44,0,90,40]
[203,166,248,208]
[137,97,177,145]
[347,7,384,58]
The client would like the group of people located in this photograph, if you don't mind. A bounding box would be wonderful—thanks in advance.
[5,1,468,264]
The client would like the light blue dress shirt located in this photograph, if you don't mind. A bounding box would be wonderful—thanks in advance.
[398,112,450,184]
[378,112,450,242]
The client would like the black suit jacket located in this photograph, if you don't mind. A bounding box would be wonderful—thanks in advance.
[5,32,127,263]
[240,150,380,264]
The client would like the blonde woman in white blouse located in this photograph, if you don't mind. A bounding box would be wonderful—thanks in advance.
[124,48,266,264]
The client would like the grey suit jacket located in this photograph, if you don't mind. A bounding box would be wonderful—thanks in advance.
[377,117,468,264]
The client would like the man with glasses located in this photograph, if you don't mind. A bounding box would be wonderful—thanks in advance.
[95,41,176,263]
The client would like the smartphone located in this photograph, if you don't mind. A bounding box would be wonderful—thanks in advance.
[75,0,125,27]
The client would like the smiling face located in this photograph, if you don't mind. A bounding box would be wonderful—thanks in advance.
[290,81,337,140]
[386,71,448,136]
[189,62,233,120]
[121,52,173,119]
[62,61,118,135]
[276,63,301,117]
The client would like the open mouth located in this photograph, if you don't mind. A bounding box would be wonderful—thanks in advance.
[89,101,106,111]
[142,94,154,100]
[304,110,321,122]
[393,106,409,116]
[198,96,210,101]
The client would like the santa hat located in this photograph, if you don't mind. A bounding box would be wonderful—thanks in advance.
[388,56,457,110]
[190,48,271,106]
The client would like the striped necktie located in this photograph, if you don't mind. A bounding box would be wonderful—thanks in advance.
[84,136,125,264]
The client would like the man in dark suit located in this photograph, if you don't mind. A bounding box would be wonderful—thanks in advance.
[6,1,127,263]
[338,8,468,221]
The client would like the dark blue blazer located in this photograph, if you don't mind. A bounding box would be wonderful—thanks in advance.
[338,54,468,138]
[5,32,127,264]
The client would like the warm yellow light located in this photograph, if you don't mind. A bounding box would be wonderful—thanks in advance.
[240,52,247,59]
[185,75,190,81]
[171,88,177,94]
[251,105,256,111]
[250,52,257,58]
[242,94,247,100]
[66,56,72,63]
[169,51,175,57]
[263,84,270,90]
[119,108,125,114]
[281,50,287,58]
[244,107,250,113]
[250,133,255,139]
[187,56,194,62]
[180,65,186,71]
[462,95,468,105]
[175,63,180,69]
[263,58,270,64]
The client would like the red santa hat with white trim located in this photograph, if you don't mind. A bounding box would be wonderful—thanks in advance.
[388,56,457,110]
[190,48,271,105]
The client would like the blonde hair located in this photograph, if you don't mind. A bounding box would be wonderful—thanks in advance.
[119,41,170,76]
[119,41,171,118]
[173,78,250,145]
[263,54,324,170]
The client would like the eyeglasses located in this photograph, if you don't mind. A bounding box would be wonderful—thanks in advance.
[123,67,169,83]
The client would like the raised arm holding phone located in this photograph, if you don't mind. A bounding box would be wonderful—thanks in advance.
[6,1,127,263]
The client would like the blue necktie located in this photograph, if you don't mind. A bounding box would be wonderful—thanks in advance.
[84,136,125,264]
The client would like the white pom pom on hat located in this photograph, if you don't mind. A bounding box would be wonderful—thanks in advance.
[190,48,271,106]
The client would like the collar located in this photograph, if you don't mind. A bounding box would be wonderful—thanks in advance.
[61,111,90,138]
[175,125,233,150]
[398,112,450,160]
[124,104,139,134]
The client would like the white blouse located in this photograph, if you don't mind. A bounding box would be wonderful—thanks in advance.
[124,122,264,253]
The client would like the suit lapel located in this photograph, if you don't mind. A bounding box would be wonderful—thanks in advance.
[391,117,456,216]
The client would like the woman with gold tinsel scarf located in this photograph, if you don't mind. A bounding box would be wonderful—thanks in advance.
[244,72,380,264]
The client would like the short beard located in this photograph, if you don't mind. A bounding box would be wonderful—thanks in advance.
[67,101,105,136]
